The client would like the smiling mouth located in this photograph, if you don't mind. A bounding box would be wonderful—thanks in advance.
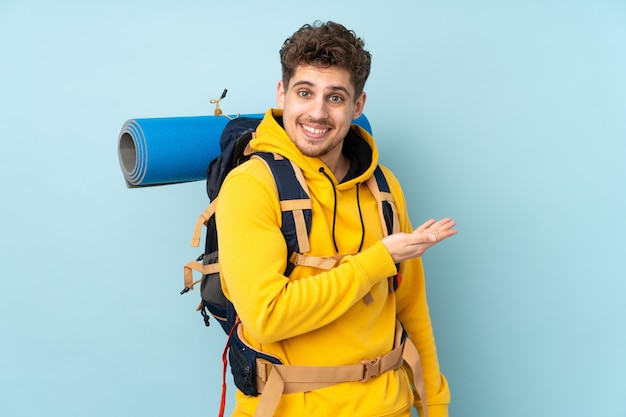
[302,124,330,135]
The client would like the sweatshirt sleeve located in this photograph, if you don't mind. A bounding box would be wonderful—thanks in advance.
[380,166,451,416]
[215,160,399,344]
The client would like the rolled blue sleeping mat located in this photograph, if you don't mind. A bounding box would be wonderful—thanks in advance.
[118,113,372,188]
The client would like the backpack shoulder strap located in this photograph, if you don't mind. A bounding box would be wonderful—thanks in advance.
[253,153,354,274]
[365,165,401,290]
[365,165,400,236]
[252,152,313,276]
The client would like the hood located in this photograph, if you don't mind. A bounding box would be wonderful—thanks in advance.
[249,108,380,189]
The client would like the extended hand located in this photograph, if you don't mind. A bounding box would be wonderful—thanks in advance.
[382,218,457,263]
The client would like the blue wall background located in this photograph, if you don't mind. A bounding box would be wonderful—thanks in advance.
[1,1,625,416]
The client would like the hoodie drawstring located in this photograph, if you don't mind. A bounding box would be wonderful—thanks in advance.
[355,184,365,252]
[319,167,365,254]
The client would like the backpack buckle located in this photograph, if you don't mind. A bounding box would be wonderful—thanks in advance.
[360,355,382,382]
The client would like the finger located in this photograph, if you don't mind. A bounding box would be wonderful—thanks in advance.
[430,218,456,232]
[436,219,456,232]
[434,229,458,241]
[415,218,436,233]
[424,225,457,244]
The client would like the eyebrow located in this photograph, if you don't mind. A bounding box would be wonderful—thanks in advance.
[291,80,353,99]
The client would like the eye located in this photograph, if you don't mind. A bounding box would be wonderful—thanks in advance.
[329,95,343,103]
[298,90,311,98]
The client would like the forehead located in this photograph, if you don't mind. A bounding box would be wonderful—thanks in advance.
[288,64,354,94]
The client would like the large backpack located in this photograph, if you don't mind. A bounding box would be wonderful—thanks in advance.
[180,116,403,415]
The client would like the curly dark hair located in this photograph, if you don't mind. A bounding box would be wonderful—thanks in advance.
[279,21,372,99]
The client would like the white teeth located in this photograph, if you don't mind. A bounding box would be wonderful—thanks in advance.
[303,125,328,135]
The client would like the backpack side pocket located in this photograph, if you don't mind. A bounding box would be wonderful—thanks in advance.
[228,323,282,396]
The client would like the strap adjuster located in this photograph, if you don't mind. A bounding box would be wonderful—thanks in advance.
[256,360,273,382]
[360,355,382,382]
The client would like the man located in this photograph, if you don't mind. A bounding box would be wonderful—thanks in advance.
[216,21,456,417]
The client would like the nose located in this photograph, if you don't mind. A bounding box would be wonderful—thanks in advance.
[306,96,329,121]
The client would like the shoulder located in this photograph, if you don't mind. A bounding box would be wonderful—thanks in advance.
[216,155,282,216]
[223,156,278,190]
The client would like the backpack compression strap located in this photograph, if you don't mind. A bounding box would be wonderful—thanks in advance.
[183,200,219,294]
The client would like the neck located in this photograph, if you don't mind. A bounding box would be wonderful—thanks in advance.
[321,153,350,182]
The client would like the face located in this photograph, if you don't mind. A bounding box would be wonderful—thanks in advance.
[276,65,366,167]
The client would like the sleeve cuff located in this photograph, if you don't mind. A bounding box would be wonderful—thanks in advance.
[349,241,398,286]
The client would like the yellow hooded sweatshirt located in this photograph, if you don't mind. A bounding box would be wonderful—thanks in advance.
[216,109,450,417]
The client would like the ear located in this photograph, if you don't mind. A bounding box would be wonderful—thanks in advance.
[276,80,286,109]
[352,92,366,120]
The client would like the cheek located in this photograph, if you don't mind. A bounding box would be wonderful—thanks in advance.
[334,108,356,125]
[280,109,298,137]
